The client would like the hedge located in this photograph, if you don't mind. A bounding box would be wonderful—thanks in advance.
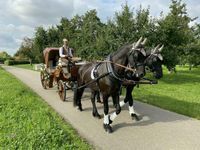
[4,60,30,66]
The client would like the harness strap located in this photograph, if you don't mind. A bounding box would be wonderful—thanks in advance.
[97,60,136,72]
[106,55,124,82]
[75,72,110,90]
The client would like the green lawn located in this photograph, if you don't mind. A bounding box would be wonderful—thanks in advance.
[0,67,93,149]
[133,66,200,119]
[13,64,35,70]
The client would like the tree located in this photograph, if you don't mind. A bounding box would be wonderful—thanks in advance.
[14,37,34,64]
[47,26,60,47]
[157,0,192,71]
[114,3,135,45]
[0,51,11,63]
[78,10,104,60]
[184,24,200,69]
[33,26,48,62]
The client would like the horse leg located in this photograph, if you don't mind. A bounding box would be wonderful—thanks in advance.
[75,87,84,111]
[119,85,133,107]
[103,94,113,133]
[96,91,102,103]
[127,85,140,121]
[109,94,121,124]
[91,91,101,119]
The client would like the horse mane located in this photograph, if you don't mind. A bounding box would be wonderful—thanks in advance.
[145,49,151,56]
[111,44,132,58]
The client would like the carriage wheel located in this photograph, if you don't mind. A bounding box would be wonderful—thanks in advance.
[58,80,66,101]
[40,71,48,89]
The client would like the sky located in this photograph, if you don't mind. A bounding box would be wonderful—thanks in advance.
[0,0,200,56]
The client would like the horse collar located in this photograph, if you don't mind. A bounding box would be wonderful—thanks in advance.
[106,55,124,82]
[91,62,101,80]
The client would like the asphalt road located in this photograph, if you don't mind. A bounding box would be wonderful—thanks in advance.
[2,65,200,150]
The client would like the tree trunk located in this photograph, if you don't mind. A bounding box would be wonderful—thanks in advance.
[189,64,192,71]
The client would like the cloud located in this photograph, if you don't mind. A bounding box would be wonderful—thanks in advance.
[7,0,74,26]
[0,0,200,56]
[0,24,34,54]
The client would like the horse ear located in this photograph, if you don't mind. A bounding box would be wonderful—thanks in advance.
[158,45,164,52]
[135,37,143,48]
[157,54,163,61]
[140,48,146,56]
[141,38,147,45]
[152,45,160,54]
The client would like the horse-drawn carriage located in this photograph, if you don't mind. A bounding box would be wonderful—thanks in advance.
[40,37,163,133]
[40,47,84,101]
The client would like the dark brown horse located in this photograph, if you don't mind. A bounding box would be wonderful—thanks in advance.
[121,45,164,120]
[73,38,147,133]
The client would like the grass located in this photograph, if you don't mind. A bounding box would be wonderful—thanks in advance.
[0,67,93,149]
[132,66,200,120]
[13,64,35,70]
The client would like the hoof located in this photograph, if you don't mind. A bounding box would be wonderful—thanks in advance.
[97,100,103,104]
[92,112,101,119]
[103,124,113,133]
[77,106,83,111]
[131,113,141,121]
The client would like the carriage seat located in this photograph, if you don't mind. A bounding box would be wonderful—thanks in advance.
[47,60,58,73]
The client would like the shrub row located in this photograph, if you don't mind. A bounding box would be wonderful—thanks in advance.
[4,59,30,65]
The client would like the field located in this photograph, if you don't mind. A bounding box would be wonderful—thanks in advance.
[132,66,200,119]
[13,64,34,70]
[0,67,93,149]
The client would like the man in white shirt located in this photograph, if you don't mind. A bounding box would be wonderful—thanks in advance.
[59,38,73,59]
[59,38,74,78]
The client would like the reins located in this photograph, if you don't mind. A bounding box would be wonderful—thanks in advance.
[97,60,136,73]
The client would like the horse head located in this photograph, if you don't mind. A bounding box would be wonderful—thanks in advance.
[127,37,147,79]
[145,45,164,79]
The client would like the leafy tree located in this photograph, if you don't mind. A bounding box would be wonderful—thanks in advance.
[157,0,192,71]
[0,51,11,63]
[114,3,135,45]
[14,37,34,64]
[184,24,200,69]
[78,10,104,60]
[47,26,60,47]
[69,15,83,55]
[33,26,48,62]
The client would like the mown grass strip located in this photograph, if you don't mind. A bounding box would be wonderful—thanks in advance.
[133,66,200,120]
[12,64,34,70]
[0,67,93,149]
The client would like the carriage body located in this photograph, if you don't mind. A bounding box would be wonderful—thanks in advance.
[40,47,60,88]
[40,47,83,101]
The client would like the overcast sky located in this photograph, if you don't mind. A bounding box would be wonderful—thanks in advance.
[0,0,199,56]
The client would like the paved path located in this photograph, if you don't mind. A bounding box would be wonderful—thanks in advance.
[2,65,200,150]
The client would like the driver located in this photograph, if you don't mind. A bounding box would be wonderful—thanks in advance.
[59,38,74,78]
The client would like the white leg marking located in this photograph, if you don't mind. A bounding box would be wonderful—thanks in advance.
[104,114,109,124]
[110,112,117,121]
[120,101,125,107]
[129,106,136,115]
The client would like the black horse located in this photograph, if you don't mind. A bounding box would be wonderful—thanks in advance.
[73,38,147,133]
[121,45,164,120]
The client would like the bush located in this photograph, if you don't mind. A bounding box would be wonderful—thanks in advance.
[4,59,30,65]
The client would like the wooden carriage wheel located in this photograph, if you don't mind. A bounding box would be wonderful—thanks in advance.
[57,80,66,101]
[40,71,49,89]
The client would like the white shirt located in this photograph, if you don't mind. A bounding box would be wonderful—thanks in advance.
[59,46,73,58]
